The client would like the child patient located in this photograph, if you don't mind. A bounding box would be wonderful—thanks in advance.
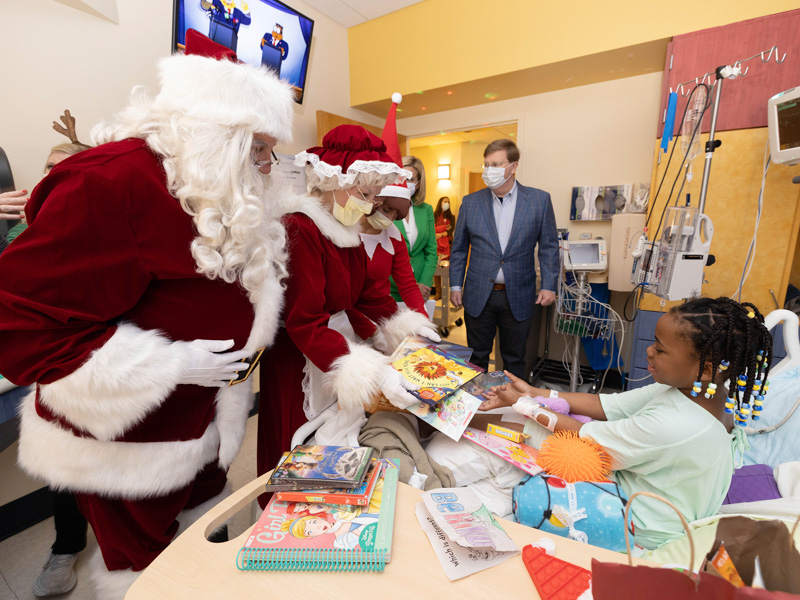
[427,297,773,549]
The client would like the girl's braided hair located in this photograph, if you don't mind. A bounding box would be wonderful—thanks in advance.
[670,297,773,411]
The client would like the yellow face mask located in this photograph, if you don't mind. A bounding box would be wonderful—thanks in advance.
[366,210,393,230]
[332,189,373,227]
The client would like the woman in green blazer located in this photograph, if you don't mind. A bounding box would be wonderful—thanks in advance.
[390,156,438,302]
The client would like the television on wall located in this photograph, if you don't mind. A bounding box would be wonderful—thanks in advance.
[172,0,315,104]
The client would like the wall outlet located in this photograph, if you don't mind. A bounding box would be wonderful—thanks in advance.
[579,232,592,240]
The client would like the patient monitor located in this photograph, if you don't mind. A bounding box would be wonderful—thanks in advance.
[563,239,607,272]
[768,86,800,166]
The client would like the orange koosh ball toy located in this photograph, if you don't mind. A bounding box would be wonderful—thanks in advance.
[537,430,611,483]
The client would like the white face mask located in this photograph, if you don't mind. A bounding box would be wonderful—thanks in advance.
[441,202,450,211]
[407,181,417,196]
[332,189,373,227]
[482,163,515,190]
[366,210,394,230]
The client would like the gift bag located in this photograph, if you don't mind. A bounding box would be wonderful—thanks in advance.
[592,491,800,600]
[708,516,800,593]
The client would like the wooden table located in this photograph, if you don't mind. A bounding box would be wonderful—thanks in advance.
[127,473,652,599]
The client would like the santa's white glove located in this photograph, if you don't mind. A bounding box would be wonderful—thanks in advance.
[378,365,420,409]
[417,326,442,343]
[177,339,251,387]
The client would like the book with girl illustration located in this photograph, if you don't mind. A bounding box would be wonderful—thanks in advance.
[263,445,374,492]
[237,459,400,572]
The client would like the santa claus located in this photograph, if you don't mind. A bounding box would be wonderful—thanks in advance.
[0,30,293,598]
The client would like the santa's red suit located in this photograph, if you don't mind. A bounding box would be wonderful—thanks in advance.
[0,138,282,564]
[0,32,294,597]
[258,195,431,474]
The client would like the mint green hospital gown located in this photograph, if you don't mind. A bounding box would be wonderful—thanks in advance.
[525,383,746,550]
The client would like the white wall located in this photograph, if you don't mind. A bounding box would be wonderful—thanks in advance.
[399,73,664,376]
[0,0,381,192]
[398,73,663,231]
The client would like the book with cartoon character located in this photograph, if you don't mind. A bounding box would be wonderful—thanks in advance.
[392,347,482,405]
[275,459,383,506]
[459,371,513,401]
[389,335,473,362]
[461,427,543,477]
[237,459,400,572]
[403,389,483,442]
[263,445,373,492]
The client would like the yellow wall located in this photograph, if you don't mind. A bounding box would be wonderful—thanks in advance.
[410,143,463,214]
[640,128,800,315]
[349,0,799,106]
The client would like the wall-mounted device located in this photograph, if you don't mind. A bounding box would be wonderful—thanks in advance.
[630,207,713,301]
[768,86,800,166]
[563,239,608,272]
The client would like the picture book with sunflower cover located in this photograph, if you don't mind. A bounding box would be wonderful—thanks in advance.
[391,347,482,405]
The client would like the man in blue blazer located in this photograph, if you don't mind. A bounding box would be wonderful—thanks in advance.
[450,139,559,378]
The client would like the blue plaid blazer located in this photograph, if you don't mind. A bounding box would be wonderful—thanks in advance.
[449,183,559,321]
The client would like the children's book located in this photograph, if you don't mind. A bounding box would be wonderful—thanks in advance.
[263,445,373,492]
[459,371,513,401]
[237,459,400,572]
[390,335,474,362]
[392,347,482,405]
[404,389,483,442]
[275,459,383,507]
[416,488,519,581]
[461,427,543,477]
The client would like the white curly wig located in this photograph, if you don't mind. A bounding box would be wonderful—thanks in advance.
[90,54,295,300]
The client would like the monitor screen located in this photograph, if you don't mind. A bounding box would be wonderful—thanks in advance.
[776,97,800,151]
[173,0,314,104]
[569,243,600,266]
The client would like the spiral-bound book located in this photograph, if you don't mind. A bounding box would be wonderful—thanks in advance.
[237,459,399,572]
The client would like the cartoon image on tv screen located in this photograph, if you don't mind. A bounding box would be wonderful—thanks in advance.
[201,0,251,52]
[175,0,314,102]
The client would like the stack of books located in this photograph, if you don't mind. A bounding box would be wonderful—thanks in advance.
[238,445,399,573]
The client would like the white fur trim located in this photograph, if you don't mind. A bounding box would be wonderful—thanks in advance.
[378,184,412,199]
[282,193,362,248]
[156,54,294,144]
[244,265,285,352]
[175,480,233,538]
[376,308,436,354]
[89,549,141,600]
[323,341,389,412]
[17,392,220,498]
[295,152,410,188]
[214,382,254,469]
[38,323,188,441]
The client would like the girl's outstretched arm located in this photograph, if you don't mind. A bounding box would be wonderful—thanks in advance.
[480,371,607,421]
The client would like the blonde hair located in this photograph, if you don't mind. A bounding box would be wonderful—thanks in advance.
[304,166,399,196]
[90,89,288,300]
[49,142,91,156]
[402,156,426,205]
[281,515,315,538]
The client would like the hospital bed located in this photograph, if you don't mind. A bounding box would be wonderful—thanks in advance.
[646,308,800,564]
